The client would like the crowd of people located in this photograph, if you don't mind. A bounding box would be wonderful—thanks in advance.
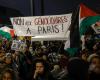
[0,36,100,80]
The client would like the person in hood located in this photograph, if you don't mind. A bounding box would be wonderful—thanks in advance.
[67,58,89,80]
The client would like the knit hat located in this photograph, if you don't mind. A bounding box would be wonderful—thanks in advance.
[87,54,99,62]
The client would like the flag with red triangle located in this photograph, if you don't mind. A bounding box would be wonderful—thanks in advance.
[79,3,100,50]
[79,3,100,36]
[64,3,100,56]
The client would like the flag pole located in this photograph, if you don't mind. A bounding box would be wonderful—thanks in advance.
[41,0,44,15]
[30,0,35,16]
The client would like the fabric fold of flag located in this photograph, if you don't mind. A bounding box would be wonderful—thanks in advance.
[64,6,80,57]
[79,3,99,36]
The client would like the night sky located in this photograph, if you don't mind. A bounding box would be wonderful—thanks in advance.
[0,0,100,16]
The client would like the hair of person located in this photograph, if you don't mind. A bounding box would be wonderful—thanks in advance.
[0,68,16,80]
[67,58,89,80]
[33,59,49,73]
[90,55,100,63]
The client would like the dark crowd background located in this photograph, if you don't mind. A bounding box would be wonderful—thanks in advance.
[0,34,100,80]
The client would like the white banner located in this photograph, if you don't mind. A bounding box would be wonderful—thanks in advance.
[10,14,72,36]
[31,30,70,41]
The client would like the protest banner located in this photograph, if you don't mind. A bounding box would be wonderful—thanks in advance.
[11,40,26,51]
[10,14,72,36]
[11,40,20,50]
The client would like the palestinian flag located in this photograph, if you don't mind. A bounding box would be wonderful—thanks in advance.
[79,3,100,36]
[64,3,100,56]
[0,30,11,40]
[64,6,80,57]
[79,3,100,50]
